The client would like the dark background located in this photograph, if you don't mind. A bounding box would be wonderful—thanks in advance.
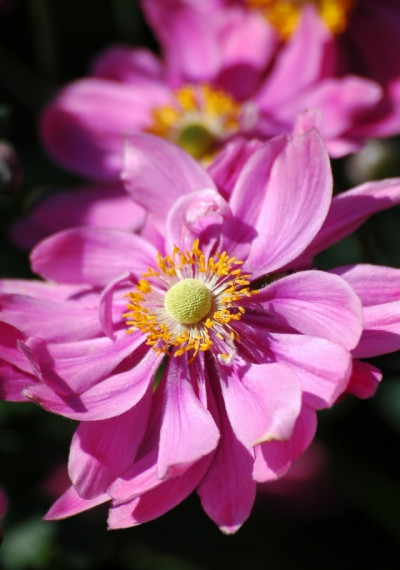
[1,1,400,568]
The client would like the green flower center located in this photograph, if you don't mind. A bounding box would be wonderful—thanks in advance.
[177,124,215,160]
[164,278,212,325]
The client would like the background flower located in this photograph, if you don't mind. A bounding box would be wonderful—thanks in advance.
[39,0,400,184]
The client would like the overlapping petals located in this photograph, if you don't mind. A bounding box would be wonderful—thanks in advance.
[3,130,400,533]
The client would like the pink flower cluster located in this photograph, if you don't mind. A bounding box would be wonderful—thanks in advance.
[2,0,400,533]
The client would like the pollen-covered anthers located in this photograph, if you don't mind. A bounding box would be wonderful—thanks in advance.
[124,240,257,361]
[246,0,354,39]
[146,84,242,160]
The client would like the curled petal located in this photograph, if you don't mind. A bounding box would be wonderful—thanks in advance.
[165,188,232,253]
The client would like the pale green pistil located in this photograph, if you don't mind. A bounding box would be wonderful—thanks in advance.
[164,278,212,325]
[177,124,215,160]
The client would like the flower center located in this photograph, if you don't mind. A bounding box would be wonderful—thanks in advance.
[146,84,242,160]
[124,240,257,360]
[164,278,212,325]
[246,0,354,39]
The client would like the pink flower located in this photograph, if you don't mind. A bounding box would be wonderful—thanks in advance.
[2,130,400,532]
[40,0,400,182]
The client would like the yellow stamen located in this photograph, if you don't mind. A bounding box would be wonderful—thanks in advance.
[246,0,354,39]
[146,84,242,160]
[124,240,258,359]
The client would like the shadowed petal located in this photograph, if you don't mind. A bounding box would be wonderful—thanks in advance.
[24,348,161,421]
[253,405,317,482]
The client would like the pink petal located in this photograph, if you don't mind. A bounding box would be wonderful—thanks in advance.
[197,407,256,534]
[44,485,109,520]
[207,137,264,200]
[353,303,400,358]
[109,448,160,502]
[99,273,133,339]
[332,264,400,306]
[253,405,317,482]
[0,321,30,373]
[121,133,216,233]
[31,227,157,286]
[69,390,152,499]
[107,456,212,529]
[346,360,382,400]
[296,178,400,265]
[219,361,302,448]
[23,331,143,395]
[24,348,161,421]
[157,356,220,479]
[267,332,352,409]
[250,271,363,350]
[229,130,332,276]
[0,362,36,402]
[0,293,102,342]
[294,76,382,140]
[332,265,400,358]
[0,279,94,303]
[214,8,278,100]
[256,5,334,108]
[142,0,221,84]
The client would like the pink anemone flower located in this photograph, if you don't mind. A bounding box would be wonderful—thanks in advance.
[40,0,400,183]
[2,130,400,532]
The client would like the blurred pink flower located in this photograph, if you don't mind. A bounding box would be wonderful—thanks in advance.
[39,0,400,182]
[11,184,146,250]
[2,131,400,531]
